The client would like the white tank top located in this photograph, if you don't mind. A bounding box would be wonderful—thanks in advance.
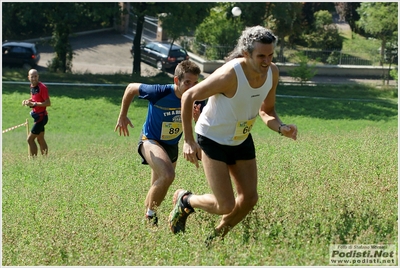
[195,58,273,146]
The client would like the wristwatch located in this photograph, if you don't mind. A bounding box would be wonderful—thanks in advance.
[278,124,286,136]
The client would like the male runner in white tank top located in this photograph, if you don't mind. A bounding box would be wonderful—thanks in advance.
[168,26,298,244]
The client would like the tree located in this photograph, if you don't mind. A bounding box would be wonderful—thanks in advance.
[226,2,267,26]
[45,3,78,73]
[194,5,244,60]
[356,2,398,66]
[265,3,303,58]
[2,2,120,73]
[129,2,181,75]
[299,10,343,55]
[301,2,336,31]
[334,2,361,36]
[2,3,51,40]
[193,2,267,60]
[48,3,119,73]
[159,3,215,44]
[288,52,317,85]
[130,3,150,75]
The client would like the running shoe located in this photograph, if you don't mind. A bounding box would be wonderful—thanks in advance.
[169,189,195,234]
[146,213,158,227]
[205,230,224,248]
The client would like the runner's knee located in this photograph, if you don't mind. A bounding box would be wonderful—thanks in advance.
[157,169,175,186]
[238,192,258,209]
[217,199,235,214]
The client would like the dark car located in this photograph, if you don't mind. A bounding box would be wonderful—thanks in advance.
[2,42,40,69]
[130,41,189,71]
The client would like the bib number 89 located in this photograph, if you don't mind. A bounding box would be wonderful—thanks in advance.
[169,127,180,135]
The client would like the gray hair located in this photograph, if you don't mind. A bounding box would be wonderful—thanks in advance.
[226,26,278,61]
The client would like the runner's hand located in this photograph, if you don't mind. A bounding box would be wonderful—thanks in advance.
[193,103,202,122]
[280,124,298,141]
[183,140,202,168]
[115,116,134,136]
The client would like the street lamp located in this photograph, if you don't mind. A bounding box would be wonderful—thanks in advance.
[231,6,242,17]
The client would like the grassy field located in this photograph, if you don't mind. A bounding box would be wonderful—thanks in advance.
[2,69,398,265]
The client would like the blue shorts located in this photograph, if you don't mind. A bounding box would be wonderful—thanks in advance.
[197,133,256,165]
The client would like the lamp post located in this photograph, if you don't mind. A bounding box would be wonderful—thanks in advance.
[231,6,242,17]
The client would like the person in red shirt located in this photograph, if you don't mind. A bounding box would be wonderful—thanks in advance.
[22,69,51,156]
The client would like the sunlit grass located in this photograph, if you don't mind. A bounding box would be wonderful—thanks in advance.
[2,73,398,265]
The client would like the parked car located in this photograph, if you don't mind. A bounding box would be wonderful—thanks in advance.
[2,42,40,69]
[130,41,189,71]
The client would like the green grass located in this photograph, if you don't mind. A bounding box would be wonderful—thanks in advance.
[341,29,382,65]
[2,71,398,265]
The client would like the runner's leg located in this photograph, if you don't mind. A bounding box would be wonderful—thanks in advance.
[188,151,236,215]
[215,158,258,236]
[142,140,177,211]
[27,132,38,156]
[36,131,48,155]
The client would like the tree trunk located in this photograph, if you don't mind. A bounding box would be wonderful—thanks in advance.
[133,14,145,76]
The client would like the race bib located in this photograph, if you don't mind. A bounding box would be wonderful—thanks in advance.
[161,122,183,140]
[233,118,256,141]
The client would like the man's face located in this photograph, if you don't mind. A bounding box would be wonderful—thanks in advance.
[246,42,275,74]
[28,71,39,86]
[176,72,199,93]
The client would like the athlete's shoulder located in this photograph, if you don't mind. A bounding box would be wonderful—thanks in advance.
[38,81,48,89]
[269,62,279,74]
[140,83,173,93]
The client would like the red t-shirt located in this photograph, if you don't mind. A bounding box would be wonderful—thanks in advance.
[30,82,49,114]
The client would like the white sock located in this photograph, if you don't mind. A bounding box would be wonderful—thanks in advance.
[146,209,155,217]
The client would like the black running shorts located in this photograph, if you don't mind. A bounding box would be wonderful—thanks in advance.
[197,133,256,165]
[31,115,48,135]
[137,132,179,165]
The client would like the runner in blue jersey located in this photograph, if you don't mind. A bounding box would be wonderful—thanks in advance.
[115,60,204,227]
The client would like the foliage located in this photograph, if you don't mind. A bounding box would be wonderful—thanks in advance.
[2,73,397,265]
[2,3,51,41]
[129,3,214,75]
[2,3,120,73]
[159,3,215,43]
[326,51,340,65]
[287,52,317,85]
[45,4,75,73]
[356,2,398,66]
[194,5,243,60]
[130,3,164,75]
[193,2,269,60]
[300,10,343,51]
[334,2,362,35]
[390,68,398,81]
[265,2,303,55]
[2,3,117,41]
[228,2,267,27]
[301,2,336,31]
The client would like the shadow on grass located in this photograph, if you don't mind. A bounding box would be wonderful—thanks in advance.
[276,84,397,121]
[2,83,153,108]
[277,97,397,121]
[2,76,397,121]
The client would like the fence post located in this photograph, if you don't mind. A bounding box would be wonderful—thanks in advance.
[26,118,29,157]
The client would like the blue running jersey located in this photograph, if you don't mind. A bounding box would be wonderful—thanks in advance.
[139,84,183,145]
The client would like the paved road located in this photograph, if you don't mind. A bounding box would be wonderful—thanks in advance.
[36,29,396,87]
[37,29,164,77]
